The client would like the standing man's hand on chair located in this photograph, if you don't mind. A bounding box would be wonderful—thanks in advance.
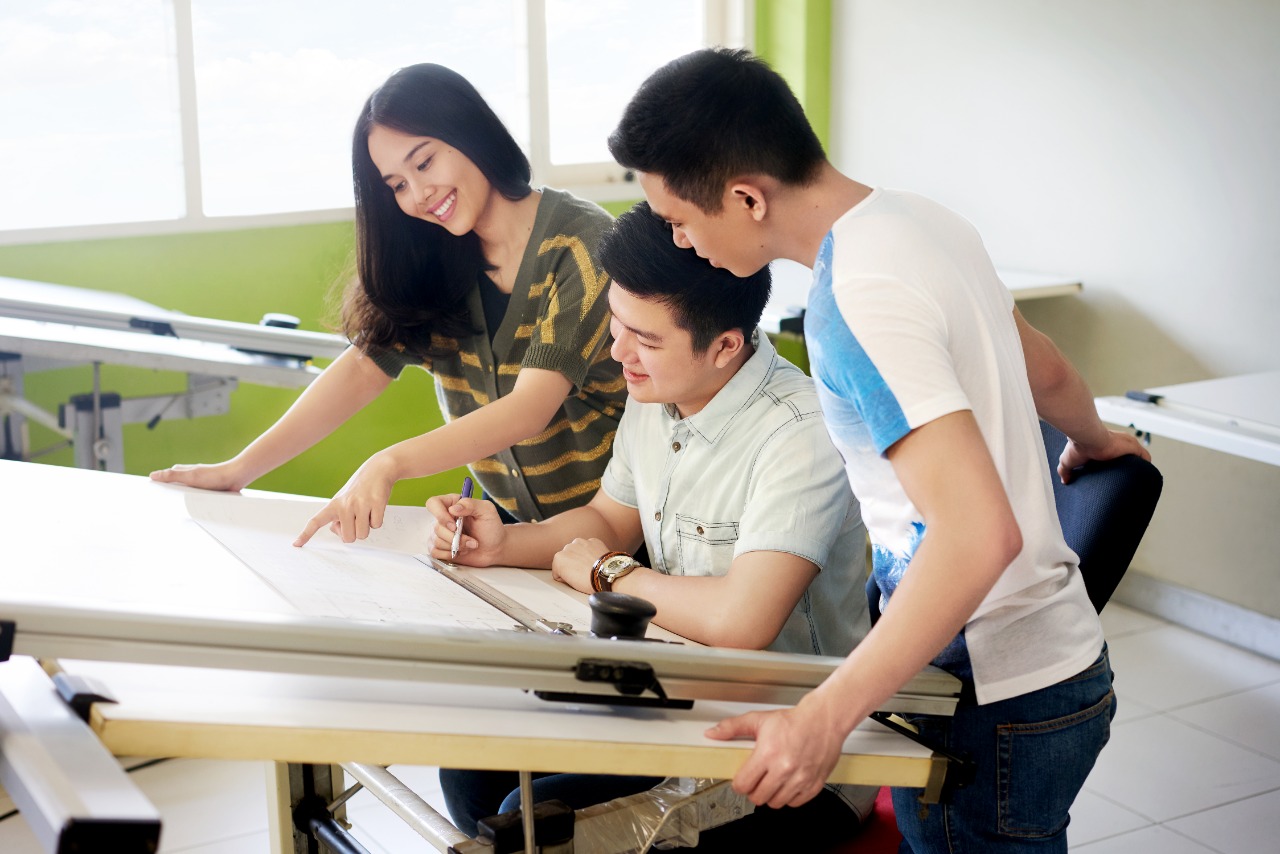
[1057,430,1151,484]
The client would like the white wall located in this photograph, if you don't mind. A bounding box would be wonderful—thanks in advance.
[831,0,1280,619]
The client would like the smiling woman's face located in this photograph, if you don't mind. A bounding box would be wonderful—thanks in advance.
[366,124,493,237]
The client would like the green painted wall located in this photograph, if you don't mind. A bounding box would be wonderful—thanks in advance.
[754,0,832,372]
[0,5,828,501]
[0,223,468,505]
[755,0,833,151]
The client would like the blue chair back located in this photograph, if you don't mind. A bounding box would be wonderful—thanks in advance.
[866,421,1162,622]
[1039,421,1162,612]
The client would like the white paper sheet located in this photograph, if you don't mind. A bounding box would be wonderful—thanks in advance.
[185,491,517,629]
[184,490,688,641]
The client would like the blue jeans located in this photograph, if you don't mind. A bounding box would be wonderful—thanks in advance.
[893,646,1115,853]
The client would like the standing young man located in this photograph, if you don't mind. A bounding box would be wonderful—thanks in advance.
[608,48,1150,852]
[427,203,874,849]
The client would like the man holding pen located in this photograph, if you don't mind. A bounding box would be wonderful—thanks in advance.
[424,203,874,849]
[449,477,473,560]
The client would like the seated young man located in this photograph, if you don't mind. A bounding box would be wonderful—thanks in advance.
[424,203,873,849]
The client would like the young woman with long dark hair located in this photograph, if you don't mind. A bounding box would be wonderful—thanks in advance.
[153,63,625,543]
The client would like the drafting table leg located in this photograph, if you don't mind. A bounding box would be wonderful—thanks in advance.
[340,763,469,852]
[269,762,370,854]
[61,372,233,472]
[0,355,77,461]
[267,763,292,854]
[0,656,160,854]
[518,769,537,852]
[65,388,124,472]
[0,352,28,460]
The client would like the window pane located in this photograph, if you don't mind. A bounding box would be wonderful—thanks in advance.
[191,0,525,217]
[0,1,183,230]
[545,0,703,165]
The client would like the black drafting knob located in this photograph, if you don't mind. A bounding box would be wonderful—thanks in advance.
[588,591,657,640]
[260,312,300,329]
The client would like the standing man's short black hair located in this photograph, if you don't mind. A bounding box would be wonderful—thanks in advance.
[598,202,771,352]
[608,48,826,212]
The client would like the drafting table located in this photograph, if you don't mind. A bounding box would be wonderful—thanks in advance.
[0,276,348,471]
[0,460,962,853]
[762,262,1082,334]
[1095,371,1280,467]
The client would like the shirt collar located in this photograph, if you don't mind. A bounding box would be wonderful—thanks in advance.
[666,327,777,444]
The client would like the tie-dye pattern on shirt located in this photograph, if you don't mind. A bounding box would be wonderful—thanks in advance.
[871,522,971,679]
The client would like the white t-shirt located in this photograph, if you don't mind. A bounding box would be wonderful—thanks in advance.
[805,188,1103,704]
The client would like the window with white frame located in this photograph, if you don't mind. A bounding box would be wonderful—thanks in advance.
[0,0,745,240]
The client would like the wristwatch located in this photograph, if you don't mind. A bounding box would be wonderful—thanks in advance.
[591,551,641,592]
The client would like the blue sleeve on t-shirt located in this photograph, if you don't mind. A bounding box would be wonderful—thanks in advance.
[807,234,911,455]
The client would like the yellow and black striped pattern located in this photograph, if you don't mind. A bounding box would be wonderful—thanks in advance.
[369,189,626,522]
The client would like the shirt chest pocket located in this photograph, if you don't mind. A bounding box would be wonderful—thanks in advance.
[674,515,739,577]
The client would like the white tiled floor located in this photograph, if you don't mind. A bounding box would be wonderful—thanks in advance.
[1069,605,1280,851]
[2,604,1277,852]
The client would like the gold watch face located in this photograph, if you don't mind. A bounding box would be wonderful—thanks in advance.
[601,554,636,578]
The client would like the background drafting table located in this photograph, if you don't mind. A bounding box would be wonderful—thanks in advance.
[0,276,348,471]
[761,261,1082,333]
[0,460,958,852]
[1095,371,1280,467]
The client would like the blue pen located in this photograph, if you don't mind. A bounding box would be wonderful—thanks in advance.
[450,477,474,560]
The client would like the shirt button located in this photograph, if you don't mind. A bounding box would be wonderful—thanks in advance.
[654,511,662,522]
[696,525,705,535]
[672,441,682,452]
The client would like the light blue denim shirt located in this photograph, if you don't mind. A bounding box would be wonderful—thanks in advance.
[601,330,869,658]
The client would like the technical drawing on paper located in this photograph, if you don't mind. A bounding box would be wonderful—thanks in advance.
[185,491,520,630]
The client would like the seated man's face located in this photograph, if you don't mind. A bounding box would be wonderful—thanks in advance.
[608,285,730,418]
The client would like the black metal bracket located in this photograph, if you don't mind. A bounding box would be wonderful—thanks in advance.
[468,799,574,854]
[534,658,693,710]
[293,793,371,854]
[291,763,371,854]
[129,317,178,337]
[869,711,976,802]
[53,672,118,723]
